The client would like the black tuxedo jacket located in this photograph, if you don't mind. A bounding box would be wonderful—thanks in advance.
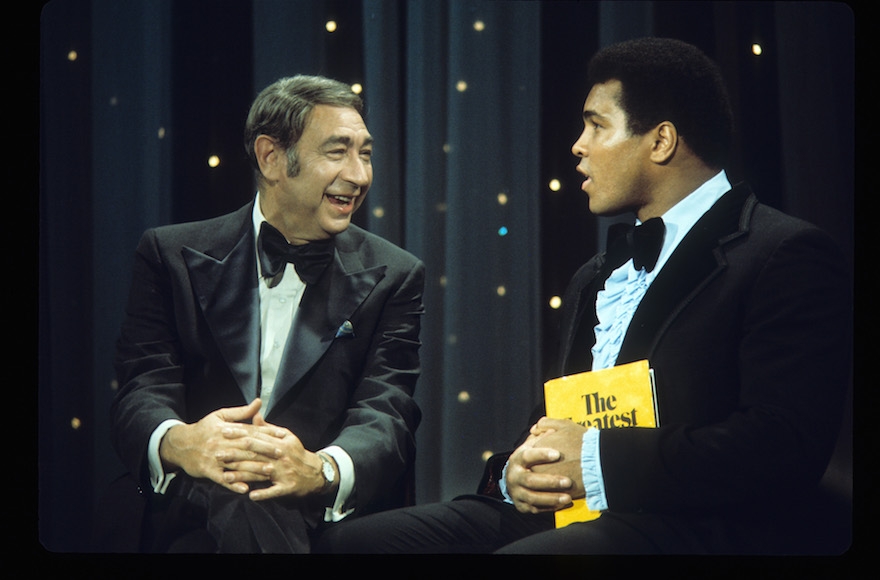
[481,184,851,523]
[556,183,852,516]
[112,201,425,519]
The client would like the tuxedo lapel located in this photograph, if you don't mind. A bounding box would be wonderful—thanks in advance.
[616,184,756,364]
[266,240,387,416]
[182,207,261,403]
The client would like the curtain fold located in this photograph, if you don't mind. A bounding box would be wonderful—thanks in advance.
[362,0,543,502]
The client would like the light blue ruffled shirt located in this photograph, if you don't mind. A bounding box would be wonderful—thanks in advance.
[581,170,731,511]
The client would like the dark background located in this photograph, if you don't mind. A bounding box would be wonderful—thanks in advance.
[39,0,855,557]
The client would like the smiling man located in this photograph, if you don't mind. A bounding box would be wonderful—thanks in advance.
[111,75,425,553]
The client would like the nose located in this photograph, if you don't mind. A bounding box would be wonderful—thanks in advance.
[341,153,372,189]
[571,130,588,158]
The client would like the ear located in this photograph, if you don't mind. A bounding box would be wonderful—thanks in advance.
[254,135,284,184]
[648,122,678,165]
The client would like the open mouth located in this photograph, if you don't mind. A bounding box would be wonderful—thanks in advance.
[326,194,356,207]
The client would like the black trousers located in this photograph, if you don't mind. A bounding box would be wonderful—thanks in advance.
[312,495,758,555]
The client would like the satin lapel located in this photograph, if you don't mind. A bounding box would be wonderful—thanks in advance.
[182,213,260,403]
[266,247,386,415]
[616,185,756,365]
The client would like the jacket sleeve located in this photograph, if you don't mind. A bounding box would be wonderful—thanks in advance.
[599,224,852,516]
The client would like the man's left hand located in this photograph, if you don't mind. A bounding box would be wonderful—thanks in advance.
[216,414,334,502]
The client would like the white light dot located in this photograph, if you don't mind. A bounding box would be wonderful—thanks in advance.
[473,20,485,32]
[372,206,385,218]
[497,285,506,297]
[481,450,494,461]
[752,43,763,56]
[458,391,471,403]
[456,80,468,92]
[549,179,562,191]
[67,50,78,62]
[351,83,363,94]
[549,296,562,309]
[208,155,220,168]
[326,21,337,32]
[497,192,508,205]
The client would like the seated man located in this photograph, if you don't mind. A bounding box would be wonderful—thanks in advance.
[111,75,425,553]
[314,38,852,555]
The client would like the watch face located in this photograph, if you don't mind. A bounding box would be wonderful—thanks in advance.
[321,456,335,482]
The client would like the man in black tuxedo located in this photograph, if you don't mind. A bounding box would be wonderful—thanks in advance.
[315,38,852,554]
[111,75,425,553]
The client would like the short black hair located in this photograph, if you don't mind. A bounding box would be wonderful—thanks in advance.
[588,37,733,169]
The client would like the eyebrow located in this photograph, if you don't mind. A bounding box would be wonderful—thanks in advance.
[321,135,374,149]
[583,109,607,122]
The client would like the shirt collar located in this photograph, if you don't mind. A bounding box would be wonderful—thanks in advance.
[643,170,732,276]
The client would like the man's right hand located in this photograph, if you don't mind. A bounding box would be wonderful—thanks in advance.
[504,424,576,514]
[158,398,273,494]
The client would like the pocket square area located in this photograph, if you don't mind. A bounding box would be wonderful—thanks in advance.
[335,320,355,338]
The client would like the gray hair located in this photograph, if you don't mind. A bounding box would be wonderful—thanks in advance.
[244,75,364,179]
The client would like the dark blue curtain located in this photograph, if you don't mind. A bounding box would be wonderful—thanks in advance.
[39,0,854,551]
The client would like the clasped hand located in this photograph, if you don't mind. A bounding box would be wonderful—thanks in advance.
[505,417,588,514]
[159,398,328,501]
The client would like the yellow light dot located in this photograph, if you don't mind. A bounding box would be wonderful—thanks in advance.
[752,43,763,56]
[496,285,506,297]
[326,21,338,32]
[458,391,471,403]
[67,50,78,62]
[549,296,562,309]
[456,80,468,92]
[372,206,385,218]
[549,179,562,192]
[497,193,508,205]
[351,83,363,95]
[443,143,452,154]
[157,127,166,139]
[447,333,458,345]
[481,450,494,461]
[70,417,82,430]
[473,20,486,32]
[207,155,221,168]
[439,275,447,287]
[110,379,119,391]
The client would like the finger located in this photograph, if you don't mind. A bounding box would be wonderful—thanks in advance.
[518,447,563,469]
[222,465,273,483]
[512,489,573,514]
[535,416,573,431]
[216,441,281,463]
[249,483,292,502]
[216,398,263,423]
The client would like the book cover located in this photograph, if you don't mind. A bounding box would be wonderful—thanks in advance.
[543,359,658,528]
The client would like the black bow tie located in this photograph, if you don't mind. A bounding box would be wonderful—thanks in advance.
[607,217,666,273]
[257,222,334,284]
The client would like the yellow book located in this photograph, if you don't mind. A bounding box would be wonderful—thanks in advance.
[543,359,658,528]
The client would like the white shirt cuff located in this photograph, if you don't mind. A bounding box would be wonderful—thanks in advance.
[321,445,356,522]
[148,419,185,494]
